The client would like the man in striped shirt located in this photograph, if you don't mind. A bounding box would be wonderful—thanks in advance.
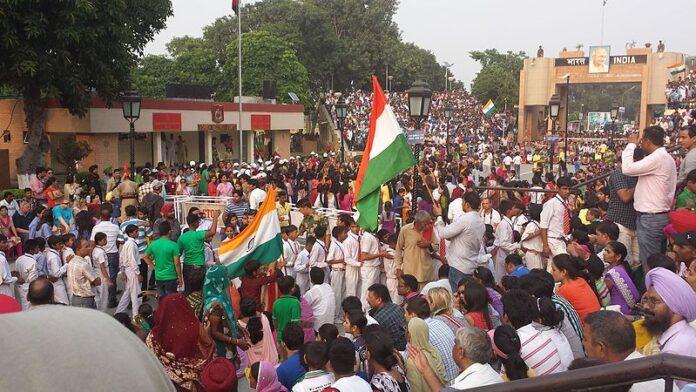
[117,205,152,291]
[502,290,568,376]
[222,190,248,224]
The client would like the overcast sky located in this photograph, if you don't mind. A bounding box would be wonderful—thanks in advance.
[145,0,696,87]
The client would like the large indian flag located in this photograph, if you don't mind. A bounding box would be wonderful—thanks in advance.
[669,63,686,76]
[218,186,282,277]
[354,76,416,231]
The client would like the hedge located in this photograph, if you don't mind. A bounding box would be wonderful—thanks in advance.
[1,189,25,199]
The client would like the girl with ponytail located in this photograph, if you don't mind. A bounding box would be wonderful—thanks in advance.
[535,296,574,368]
[490,325,533,381]
[551,254,601,320]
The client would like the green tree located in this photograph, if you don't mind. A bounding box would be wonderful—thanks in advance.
[0,1,172,175]
[221,31,310,106]
[130,55,174,98]
[55,136,93,175]
[470,49,527,109]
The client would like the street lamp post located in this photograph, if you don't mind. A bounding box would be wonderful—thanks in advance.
[388,75,394,91]
[548,94,561,174]
[444,105,452,159]
[335,95,348,163]
[119,91,142,176]
[406,80,432,191]
[610,104,619,148]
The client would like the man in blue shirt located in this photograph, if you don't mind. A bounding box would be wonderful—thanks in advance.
[505,254,529,277]
[51,198,74,234]
[276,322,306,390]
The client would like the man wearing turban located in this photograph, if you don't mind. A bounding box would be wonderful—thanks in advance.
[643,267,696,388]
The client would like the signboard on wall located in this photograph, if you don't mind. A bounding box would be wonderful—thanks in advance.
[250,114,271,130]
[587,112,612,131]
[153,113,182,131]
[555,54,647,68]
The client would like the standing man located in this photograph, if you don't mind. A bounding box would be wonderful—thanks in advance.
[178,210,220,280]
[0,235,18,297]
[394,210,438,291]
[222,190,249,224]
[141,180,164,223]
[67,239,101,309]
[175,135,188,164]
[0,192,19,217]
[153,203,181,242]
[111,171,139,219]
[117,205,152,293]
[248,179,267,211]
[115,225,141,316]
[433,192,486,291]
[85,165,102,199]
[91,205,121,307]
[297,198,328,238]
[540,176,573,267]
[621,126,677,270]
[106,168,122,218]
[143,221,182,298]
[360,228,389,308]
[677,125,696,186]
[606,155,639,267]
[30,167,48,204]
[342,218,362,299]
[479,198,501,230]
[327,226,348,323]
[15,239,39,310]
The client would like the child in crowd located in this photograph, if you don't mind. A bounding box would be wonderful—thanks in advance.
[294,236,314,294]
[327,337,372,390]
[343,309,369,379]
[276,323,306,390]
[282,225,300,279]
[272,276,301,347]
[292,284,316,343]
[303,267,336,332]
[241,296,279,367]
[240,259,279,308]
[317,324,339,345]
[504,254,529,278]
[382,233,400,304]
[291,342,333,392]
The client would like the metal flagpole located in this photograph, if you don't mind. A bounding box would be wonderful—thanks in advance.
[600,0,607,45]
[238,4,244,162]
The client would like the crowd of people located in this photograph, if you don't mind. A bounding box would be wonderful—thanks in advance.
[2,96,696,391]
[666,70,696,107]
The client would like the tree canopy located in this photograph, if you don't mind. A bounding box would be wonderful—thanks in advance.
[0,0,172,174]
[131,0,453,102]
[470,49,527,110]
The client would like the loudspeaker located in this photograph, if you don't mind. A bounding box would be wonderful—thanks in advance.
[262,80,277,100]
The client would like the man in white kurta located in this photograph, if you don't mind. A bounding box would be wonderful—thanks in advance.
[342,222,362,298]
[327,227,348,323]
[14,245,38,310]
[46,239,69,305]
[115,225,141,316]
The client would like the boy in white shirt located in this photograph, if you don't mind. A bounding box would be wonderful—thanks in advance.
[328,226,348,323]
[328,337,372,391]
[292,341,334,392]
[294,236,313,295]
[282,225,300,279]
[303,267,336,332]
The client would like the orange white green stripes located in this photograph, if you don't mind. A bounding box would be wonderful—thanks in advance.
[218,186,282,277]
[354,76,416,231]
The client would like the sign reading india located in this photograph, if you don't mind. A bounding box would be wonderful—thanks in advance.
[555,55,647,67]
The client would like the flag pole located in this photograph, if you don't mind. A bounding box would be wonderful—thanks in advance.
[238,3,244,162]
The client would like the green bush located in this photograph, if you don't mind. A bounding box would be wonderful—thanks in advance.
[1,189,25,199]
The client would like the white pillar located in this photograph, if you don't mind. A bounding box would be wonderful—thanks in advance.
[153,132,163,164]
[247,131,255,162]
[204,131,213,164]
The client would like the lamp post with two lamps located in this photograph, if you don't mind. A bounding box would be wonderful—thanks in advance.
[119,91,142,176]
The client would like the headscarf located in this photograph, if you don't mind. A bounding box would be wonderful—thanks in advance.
[405,318,446,391]
[256,360,288,392]
[645,267,696,322]
[146,293,214,391]
[204,265,238,337]
[161,202,174,216]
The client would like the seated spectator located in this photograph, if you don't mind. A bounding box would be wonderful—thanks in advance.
[317,323,339,345]
[505,254,529,277]
[276,323,306,390]
[367,284,407,351]
[364,330,410,392]
[602,241,641,315]
[250,360,288,392]
[551,254,601,320]
[396,274,422,304]
[490,324,534,381]
[404,317,446,391]
[427,286,467,334]
[327,337,372,391]
[583,310,668,392]
[502,289,568,375]
[407,324,503,390]
[292,341,333,392]
[461,281,494,330]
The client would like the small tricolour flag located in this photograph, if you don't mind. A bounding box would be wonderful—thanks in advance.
[218,186,282,277]
[669,63,686,76]
[232,0,240,15]
[354,76,416,231]
[482,99,495,117]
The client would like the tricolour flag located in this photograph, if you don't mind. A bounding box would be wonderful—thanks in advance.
[354,76,416,231]
[482,99,495,117]
[218,186,282,277]
[232,0,240,15]
[669,63,686,76]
